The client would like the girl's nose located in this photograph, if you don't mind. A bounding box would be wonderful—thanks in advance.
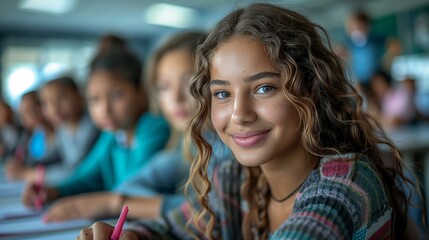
[231,95,256,125]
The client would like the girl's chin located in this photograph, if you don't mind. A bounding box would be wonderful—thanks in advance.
[235,157,265,168]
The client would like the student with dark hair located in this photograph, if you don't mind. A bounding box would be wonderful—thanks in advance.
[38,77,100,184]
[6,91,56,180]
[22,49,170,221]
[0,99,19,162]
[344,9,402,90]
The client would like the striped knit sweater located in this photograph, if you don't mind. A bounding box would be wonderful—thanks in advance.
[131,153,392,239]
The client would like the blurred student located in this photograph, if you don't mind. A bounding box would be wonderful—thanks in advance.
[4,77,99,184]
[344,10,402,89]
[0,99,19,162]
[22,48,170,216]
[37,77,100,184]
[368,71,416,129]
[5,91,56,181]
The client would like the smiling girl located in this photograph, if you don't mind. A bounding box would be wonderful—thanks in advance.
[78,3,415,239]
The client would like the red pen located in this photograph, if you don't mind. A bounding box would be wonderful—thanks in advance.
[110,205,129,240]
[34,165,44,210]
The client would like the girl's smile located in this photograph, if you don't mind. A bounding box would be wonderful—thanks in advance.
[229,129,271,148]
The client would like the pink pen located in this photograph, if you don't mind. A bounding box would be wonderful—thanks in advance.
[34,165,44,210]
[110,205,129,240]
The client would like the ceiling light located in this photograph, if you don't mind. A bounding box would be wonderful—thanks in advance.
[19,0,75,14]
[144,3,197,28]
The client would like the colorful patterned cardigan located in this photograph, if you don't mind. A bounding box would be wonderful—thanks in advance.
[130,153,393,239]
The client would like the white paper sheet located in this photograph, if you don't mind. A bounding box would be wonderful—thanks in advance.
[0,181,25,197]
[0,216,91,237]
[0,229,80,240]
[0,201,41,220]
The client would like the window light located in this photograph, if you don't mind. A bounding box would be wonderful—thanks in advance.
[19,0,75,14]
[144,3,197,28]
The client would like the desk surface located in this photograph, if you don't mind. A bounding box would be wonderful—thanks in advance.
[385,123,429,153]
[0,167,94,240]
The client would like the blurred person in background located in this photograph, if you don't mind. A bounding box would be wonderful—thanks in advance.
[6,77,100,185]
[5,91,57,181]
[344,9,402,90]
[367,70,416,130]
[0,99,19,162]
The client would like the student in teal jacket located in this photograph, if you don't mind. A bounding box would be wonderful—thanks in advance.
[22,47,170,221]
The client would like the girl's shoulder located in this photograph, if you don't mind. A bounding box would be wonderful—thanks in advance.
[316,153,385,192]
[294,153,392,238]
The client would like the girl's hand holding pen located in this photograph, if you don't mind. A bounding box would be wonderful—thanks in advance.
[77,206,140,240]
[76,222,140,240]
[21,183,58,208]
[34,165,44,210]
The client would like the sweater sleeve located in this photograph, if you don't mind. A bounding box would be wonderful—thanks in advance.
[55,132,112,196]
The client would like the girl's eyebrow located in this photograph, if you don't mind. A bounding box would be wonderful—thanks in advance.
[244,71,280,82]
[210,71,280,86]
[209,79,229,86]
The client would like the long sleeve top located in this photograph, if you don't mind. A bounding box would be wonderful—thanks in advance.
[0,124,19,161]
[56,112,170,196]
[130,153,393,239]
[115,132,232,216]
[44,113,100,184]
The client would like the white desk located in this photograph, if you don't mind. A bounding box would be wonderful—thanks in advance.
[0,166,92,240]
[0,168,129,240]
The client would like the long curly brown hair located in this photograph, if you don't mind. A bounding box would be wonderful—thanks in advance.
[187,3,412,239]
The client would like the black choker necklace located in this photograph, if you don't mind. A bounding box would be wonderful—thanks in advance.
[270,179,306,203]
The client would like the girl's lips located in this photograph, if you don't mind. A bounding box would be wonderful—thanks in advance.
[230,129,271,147]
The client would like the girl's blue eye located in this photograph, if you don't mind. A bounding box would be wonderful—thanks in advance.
[255,85,274,94]
[214,91,230,99]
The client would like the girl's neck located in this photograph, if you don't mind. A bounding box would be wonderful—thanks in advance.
[261,145,317,202]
